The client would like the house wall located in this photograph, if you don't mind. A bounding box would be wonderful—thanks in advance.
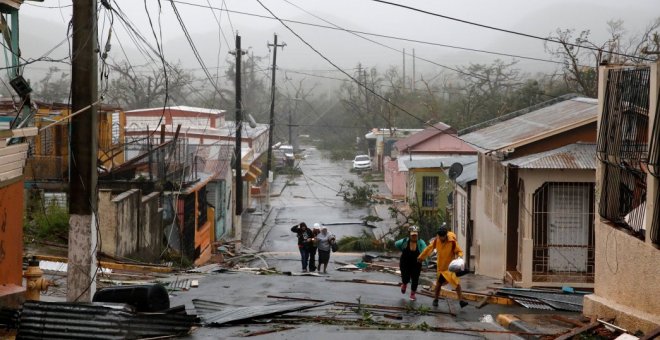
[384,157,406,198]
[139,192,162,261]
[583,63,660,334]
[454,183,476,271]
[0,179,24,286]
[112,189,141,257]
[512,123,597,158]
[517,168,595,288]
[474,154,507,279]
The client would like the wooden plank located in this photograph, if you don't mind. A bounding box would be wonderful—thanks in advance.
[0,143,28,157]
[0,152,27,164]
[436,287,515,305]
[554,322,600,340]
[0,168,22,183]
[551,315,586,327]
[12,127,38,137]
[0,160,25,174]
[34,254,174,273]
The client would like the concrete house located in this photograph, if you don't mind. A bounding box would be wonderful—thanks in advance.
[448,162,478,272]
[404,156,477,242]
[460,95,599,288]
[583,64,660,333]
[384,122,476,198]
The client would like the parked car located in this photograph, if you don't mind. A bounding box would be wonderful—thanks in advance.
[353,155,372,171]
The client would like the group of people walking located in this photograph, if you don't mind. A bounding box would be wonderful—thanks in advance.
[291,222,336,273]
[291,221,467,308]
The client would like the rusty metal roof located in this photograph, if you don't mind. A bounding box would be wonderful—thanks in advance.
[460,96,598,152]
[503,143,597,170]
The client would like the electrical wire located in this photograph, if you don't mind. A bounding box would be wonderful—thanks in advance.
[368,0,650,61]
[171,0,570,67]
[255,0,496,153]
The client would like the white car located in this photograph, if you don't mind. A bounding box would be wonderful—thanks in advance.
[353,155,372,171]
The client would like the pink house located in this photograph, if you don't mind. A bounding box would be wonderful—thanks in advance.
[384,122,477,198]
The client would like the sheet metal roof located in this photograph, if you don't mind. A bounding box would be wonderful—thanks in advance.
[460,96,598,152]
[202,301,331,326]
[503,143,597,170]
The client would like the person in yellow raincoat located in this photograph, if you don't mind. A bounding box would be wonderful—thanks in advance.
[418,225,468,308]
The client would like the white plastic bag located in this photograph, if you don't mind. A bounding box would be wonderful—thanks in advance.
[448,258,465,273]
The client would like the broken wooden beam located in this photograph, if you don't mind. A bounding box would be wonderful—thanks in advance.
[34,254,174,273]
[554,322,600,340]
[325,279,400,286]
[242,326,295,337]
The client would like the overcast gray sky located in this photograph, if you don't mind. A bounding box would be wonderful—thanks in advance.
[16,0,660,90]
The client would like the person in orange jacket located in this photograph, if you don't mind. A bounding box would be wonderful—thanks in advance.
[418,225,468,308]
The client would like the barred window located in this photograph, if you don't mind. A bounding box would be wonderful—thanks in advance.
[422,176,438,208]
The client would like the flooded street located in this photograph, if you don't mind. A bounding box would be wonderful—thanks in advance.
[250,145,377,253]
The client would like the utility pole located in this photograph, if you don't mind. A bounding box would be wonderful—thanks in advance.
[68,0,98,302]
[266,34,285,207]
[232,34,247,216]
[412,48,416,93]
[402,48,406,91]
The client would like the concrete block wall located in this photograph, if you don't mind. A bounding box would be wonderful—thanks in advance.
[140,192,163,261]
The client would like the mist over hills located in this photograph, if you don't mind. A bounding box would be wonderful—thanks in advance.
[14,2,659,96]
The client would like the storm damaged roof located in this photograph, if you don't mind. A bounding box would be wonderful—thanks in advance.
[460,95,598,152]
[503,143,597,169]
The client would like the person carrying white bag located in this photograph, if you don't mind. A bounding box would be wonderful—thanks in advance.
[417,224,469,308]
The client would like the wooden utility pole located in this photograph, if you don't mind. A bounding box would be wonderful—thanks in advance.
[232,34,246,216]
[266,34,285,207]
[68,0,98,302]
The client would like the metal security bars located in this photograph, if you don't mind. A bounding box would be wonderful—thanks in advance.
[597,67,650,240]
[653,189,660,246]
[532,182,595,283]
[422,176,438,208]
[600,163,647,238]
[648,90,660,177]
[597,67,650,169]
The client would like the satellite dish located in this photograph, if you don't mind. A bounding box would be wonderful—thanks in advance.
[448,162,463,181]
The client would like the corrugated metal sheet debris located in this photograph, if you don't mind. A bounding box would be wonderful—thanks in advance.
[165,278,192,291]
[511,297,553,310]
[202,301,332,326]
[16,300,198,340]
[499,289,584,312]
[192,299,242,315]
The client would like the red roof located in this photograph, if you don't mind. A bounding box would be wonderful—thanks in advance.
[394,122,475,154]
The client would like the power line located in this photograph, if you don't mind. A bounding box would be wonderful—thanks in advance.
[170,0,572,67]
[255,0,497,153]
[369,0,650,61]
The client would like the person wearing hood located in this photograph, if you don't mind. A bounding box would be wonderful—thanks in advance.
[316,225,334,273]
[418,224,468,308]
[291,222,314,272]
[394,225,427,301]
[308,224,321,272]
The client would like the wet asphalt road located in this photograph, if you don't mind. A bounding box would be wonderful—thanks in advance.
[251,146,376,253]
[170,146,528,339]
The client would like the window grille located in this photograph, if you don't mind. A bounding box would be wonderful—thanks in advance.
[532,182,594,282]
[597,67,650,170]
[652,187,660,246]
[421,176,438,208]
[648,90,660,177]
[599,163,646,238]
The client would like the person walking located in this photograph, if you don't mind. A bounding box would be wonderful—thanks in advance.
[394,225,427,301]
[316,226,335,273]
[291,222,314,272]
[308,224,321,272]
[418,225,468,308]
